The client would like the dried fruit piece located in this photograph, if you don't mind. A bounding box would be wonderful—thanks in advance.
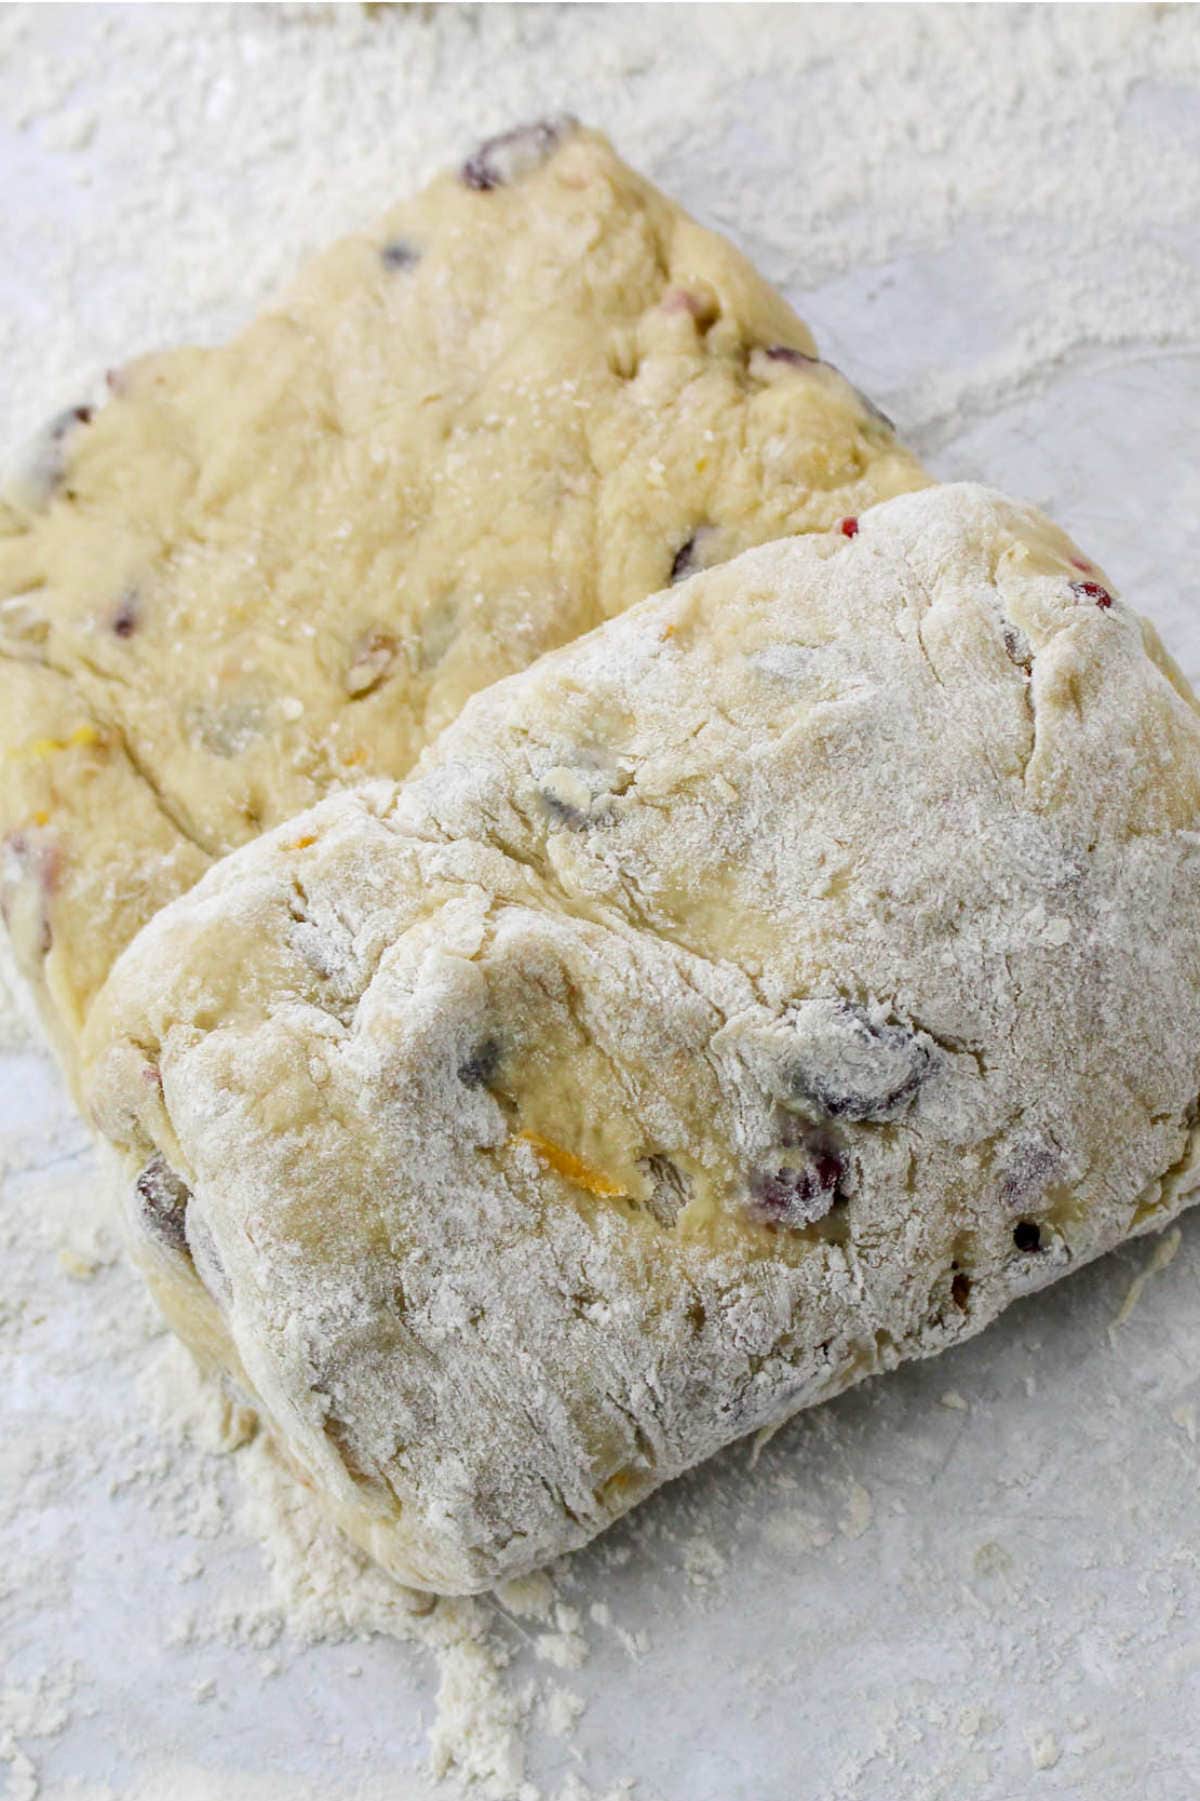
[111,591,139,638]
[1002,623,1033,670]
[783,999,932,1123]
[749,1146,845,1229]
[380,239,419,272]
[461,117,577,192]
[458,1037,501,1090]
[539,764,598,830]
[839,517,859,539]
[134,1153,192,1258]
[1000,1143,1057,1208]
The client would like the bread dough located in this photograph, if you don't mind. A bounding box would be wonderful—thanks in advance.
[84,484,1200,1593]
[0,120,926,1091]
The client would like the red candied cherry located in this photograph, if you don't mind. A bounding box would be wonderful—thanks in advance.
[1070,579,1113,610]
[838,517,859,539]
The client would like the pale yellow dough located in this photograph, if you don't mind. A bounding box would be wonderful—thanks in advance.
[0,120,926,1088]
[85,485,1200,1593]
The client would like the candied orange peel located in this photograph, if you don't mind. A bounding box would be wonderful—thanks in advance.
[515,1130,627,1198]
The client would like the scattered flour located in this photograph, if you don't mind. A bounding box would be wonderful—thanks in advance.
[1026,1727,1062,1773]
[0,4,1198,461]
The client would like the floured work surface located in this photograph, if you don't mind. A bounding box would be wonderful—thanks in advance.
[4,6,1200,1799]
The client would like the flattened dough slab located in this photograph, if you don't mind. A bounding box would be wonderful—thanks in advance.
[85,485,1200,1592]
[0,121,926,1088]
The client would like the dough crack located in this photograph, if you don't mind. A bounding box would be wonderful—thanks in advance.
[107,721,216,859]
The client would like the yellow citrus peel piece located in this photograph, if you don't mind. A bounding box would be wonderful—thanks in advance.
[8,723,102,763]
[515,1130,627,1198]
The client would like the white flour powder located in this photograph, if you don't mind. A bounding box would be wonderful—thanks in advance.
[0,5,1198,455]
[2,6,1200,1799]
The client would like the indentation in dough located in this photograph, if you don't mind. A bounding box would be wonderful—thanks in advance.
[639,1153,690,1227]
[320,1409,395,1504]
[0,592,51,654]
[660,284,719,330]
[0,824,60,956]
[670,528,716,586]
[344,627,398,697]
